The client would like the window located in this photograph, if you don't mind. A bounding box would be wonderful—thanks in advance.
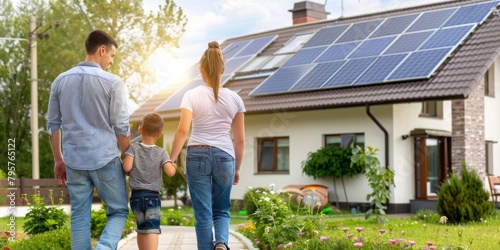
[485,69,495,97]
[257,137,289,173]
[324,133,365,148]
[240,32,313,72]
[421,101,443,117]
[414,136,451,199]
[486,141,494,175]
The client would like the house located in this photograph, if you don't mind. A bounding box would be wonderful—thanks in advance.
[130,0,500,214]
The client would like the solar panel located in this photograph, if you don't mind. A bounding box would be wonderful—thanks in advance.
[302,25,349,48]
[224,56,252,74]
[223,40,250,59]
[444,1,498,27]
[383,31,433,54]
[250,1,496,96]
[289,61,346,91]
[283,47,327,67]
[315,42,360,62]
[407,8,457,32]
[387,47,452,80]
[420,25,474,50]
[370,14,419,38]
[155,79,205,111]
[323,57,377,88]
[354,54,408,85]
[348,36,396,59]
[235,35,277,57]
[336,20,383,43]
[249,65,314,95]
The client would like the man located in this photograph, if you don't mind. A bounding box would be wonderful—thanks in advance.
[46,29,130,250]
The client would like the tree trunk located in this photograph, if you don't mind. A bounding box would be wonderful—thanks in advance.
[332,176,339,208]
[341,176,349,204]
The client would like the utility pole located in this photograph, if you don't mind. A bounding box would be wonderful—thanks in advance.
[28,16,59,179]
[29,16,39,180]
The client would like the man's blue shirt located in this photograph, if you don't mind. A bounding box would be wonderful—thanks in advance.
[46,62,130,170]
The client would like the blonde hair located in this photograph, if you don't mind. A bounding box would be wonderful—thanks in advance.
[200,41,224,102]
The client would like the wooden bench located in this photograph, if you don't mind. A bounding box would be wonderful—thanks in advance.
[487,176,500,206]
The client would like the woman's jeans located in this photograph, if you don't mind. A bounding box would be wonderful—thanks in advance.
[66,157,129,250]
[186,146,235,250]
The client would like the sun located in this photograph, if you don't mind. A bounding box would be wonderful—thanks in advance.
[147,47,192,91]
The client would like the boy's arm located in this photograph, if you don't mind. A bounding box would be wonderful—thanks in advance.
[122,155,133,173]
[163,162,177,177]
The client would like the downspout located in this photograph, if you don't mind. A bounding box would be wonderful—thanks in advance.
[365,104,389,168]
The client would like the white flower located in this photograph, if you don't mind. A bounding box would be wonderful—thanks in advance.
[270,191,275,195]
[439,216,448,224]
[264,197,271,202]
[265,226,271,234]
[277,189,283,194]
[248,186,253,190]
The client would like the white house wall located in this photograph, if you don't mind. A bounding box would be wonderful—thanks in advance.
[161,102,454,206]
[485,56,500,176]
[391,102,452,204]
[231,106,392,203]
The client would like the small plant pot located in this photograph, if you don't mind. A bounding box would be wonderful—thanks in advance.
[349,204,359,214]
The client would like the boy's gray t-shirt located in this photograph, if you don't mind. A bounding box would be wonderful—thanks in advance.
[125,143,171,192]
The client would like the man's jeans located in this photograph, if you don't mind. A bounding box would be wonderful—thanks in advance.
[186,146,235,250]
[66,157,128,250]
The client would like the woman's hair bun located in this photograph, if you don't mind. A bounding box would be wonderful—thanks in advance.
[208,41,220,49]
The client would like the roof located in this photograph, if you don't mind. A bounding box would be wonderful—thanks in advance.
[130,0,500,122]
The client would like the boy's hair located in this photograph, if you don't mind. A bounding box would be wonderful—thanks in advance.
[85,29,118,54]
[141,113,164,137]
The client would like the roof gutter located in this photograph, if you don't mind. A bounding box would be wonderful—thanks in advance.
[365,104,389,168]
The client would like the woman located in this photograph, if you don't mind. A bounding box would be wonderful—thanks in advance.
[170,41,245,250]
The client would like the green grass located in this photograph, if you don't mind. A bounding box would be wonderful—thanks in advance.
[236,209,500,249]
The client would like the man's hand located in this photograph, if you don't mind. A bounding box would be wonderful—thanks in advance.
[54,159,67,186]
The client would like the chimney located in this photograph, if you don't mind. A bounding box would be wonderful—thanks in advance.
[289,1,330,25]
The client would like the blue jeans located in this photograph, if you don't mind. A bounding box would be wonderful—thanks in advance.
[130,190,161,234]
[66,157,129,250]
[186,146,235,250]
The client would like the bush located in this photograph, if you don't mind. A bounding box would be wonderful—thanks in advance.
[412,209,440,224]
[22,191,68,236]
[437,163,493,223]
[161,208,195,226]
[91,208,136,239]
[243,187,268,215]
[6,227,70,250]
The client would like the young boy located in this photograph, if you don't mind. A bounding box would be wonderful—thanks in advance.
[122,112,176,250]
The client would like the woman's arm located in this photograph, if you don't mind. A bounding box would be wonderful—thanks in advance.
[231,112,245,184]
[170,108,193,163]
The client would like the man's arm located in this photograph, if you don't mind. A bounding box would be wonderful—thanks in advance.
[49,130,67,186]
[116,135,130,155]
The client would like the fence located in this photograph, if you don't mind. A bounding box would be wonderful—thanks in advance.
[0,178,102,206]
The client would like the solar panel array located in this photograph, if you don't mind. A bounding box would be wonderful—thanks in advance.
[250,1,499,96]
[156,35,277,111]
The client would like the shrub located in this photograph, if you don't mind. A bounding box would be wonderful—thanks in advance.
[243,187,268,215]
[412,209,440,224]
[90,208,136,239]
[437,163,493,223]
[21,191,68,236]
[351,146,395,224]
[6,227,70,250]
[161,208,195,226]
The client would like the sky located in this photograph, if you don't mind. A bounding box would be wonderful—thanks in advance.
[141,0,448,102]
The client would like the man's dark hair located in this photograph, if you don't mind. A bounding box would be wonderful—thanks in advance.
[85,30,118,55]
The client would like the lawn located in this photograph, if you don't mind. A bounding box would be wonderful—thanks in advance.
[235,209,500,249]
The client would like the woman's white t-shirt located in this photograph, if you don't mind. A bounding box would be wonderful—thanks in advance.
[180,85,245,158]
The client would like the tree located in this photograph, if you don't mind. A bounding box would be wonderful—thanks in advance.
[301,146,364,208]
[0,0,187,177]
